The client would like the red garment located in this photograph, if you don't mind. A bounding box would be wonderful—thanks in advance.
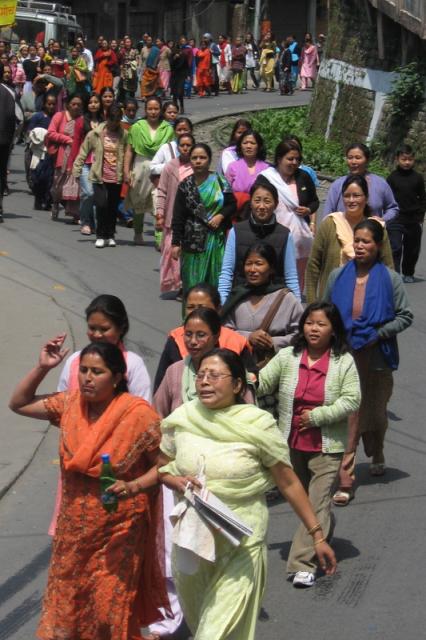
[219,40,229,66]
[289,349,330,452]
[46,111,85,170]
[50,56,69,79]
[93,48,118,92]
[196,48,212,95]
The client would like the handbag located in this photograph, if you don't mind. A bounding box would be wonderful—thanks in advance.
[74,68,87,83]
[182,214,209,253]
[181,178,211,253]
[254,288,290,369]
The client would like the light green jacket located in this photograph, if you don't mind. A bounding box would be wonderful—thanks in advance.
[257,347,361,453]
[72,123,128,183]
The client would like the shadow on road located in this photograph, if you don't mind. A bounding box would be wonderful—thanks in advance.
[356,463,410,486]
[0,545,50,606]
[0,592,43,640]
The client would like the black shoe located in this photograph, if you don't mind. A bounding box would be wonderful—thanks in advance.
[0,213,3,223]
[34,198,44,210]
[3,186,10,196]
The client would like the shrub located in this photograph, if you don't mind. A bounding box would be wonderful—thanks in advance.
[247,107,388,177]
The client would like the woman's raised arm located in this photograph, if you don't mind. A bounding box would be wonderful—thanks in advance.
[9,334,69,419]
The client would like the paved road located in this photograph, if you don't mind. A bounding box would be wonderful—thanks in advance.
[0,92,425,640]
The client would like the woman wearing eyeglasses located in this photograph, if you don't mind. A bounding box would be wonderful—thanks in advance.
[154,307,253,417]
[155,348,336,639]
[305,175,394,304]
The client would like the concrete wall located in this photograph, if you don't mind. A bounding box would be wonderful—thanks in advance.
[308,0,426,175]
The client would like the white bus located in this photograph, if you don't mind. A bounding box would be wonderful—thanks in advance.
[0,1,82,49]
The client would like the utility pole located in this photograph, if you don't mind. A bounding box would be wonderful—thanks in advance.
[253,0,262,41]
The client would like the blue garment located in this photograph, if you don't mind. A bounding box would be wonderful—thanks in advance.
[300,163,320,188]
[79,163,96,230]
[27,111,51,132]
[331,260,399,369]
[320,172,399,225]
[218,227,301,304]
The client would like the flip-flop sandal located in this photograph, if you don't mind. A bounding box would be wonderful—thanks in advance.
[332,490,354,506]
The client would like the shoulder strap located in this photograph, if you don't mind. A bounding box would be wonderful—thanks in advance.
[259,288,290,333]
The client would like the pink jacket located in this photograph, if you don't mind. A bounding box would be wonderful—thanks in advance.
[156,158,193,227]
[46,111,84,170]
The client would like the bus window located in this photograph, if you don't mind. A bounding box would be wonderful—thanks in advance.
[12,18,46,46]
[68,30,77,47]
[56,24,69,49]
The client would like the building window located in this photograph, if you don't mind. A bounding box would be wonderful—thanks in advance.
[78,13,97,39]
[128,11,157,37]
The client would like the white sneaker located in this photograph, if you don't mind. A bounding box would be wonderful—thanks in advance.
[95,239,105,248]
[292,571,316,588]
[107,238,116,247]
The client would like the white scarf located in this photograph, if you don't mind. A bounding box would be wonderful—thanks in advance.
[259,166,313,259]
[260,166,299,210]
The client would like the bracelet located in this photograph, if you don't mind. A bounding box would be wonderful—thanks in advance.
[313,536,327,546]
[307,523,322,536]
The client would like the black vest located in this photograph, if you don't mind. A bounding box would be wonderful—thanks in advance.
[233,215,290,285]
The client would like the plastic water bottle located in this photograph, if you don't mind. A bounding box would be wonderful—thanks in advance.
[100,453,118,512]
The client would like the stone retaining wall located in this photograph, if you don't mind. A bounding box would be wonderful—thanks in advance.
[308,0,426,177]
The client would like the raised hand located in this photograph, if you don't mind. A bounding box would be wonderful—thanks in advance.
[39,334,70,370]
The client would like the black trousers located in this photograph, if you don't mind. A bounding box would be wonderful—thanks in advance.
[93,182,121,239]
[246,67,259,89]
[387,219,423,276]
[0,142,12,194]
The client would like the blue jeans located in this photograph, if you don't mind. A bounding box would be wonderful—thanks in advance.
[79,164,96,230]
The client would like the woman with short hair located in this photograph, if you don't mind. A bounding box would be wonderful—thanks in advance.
[324,219,413,504]
[156,348,336,638]
[305,174,394,303]
[319,142,398,226]
[258,301,360,586]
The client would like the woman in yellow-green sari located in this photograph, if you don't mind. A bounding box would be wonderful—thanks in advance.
[157,348,336,640]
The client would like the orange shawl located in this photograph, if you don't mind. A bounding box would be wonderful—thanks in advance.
[44,391,170,627]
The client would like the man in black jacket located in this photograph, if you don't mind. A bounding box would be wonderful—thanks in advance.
[0,62,18,221]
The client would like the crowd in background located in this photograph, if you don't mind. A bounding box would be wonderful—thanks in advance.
[0,29,324,108]
[3,24,425,640]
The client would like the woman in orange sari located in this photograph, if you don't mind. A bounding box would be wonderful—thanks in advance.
[9,335,167,640]
[196,40,212,97]
[93,39,118,93]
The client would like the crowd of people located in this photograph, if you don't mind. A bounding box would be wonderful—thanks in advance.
[0,28,326,230]
[3,25,425,640]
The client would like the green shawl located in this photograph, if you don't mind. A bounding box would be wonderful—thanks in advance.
[160,399,291,500]
[181,356,198,403]
[127,119,174,159]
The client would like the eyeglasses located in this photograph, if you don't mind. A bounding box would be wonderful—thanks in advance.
[195,371,233,383]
